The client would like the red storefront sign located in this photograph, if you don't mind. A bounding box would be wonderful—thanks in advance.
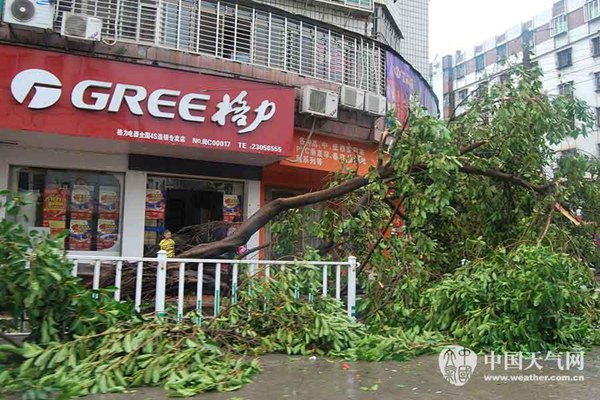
[280,131,379,175]
[0,45,295,156]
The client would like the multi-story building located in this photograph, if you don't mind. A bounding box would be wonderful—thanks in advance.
[385,0,429,78]
[442,0,600,159]
[0,0,436,259]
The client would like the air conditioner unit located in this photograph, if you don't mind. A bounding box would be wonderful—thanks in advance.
[3,0,53,29]
[61,12,103,41]
[300,86,339,118]
[364,92,387,116]
[339,86,365,111]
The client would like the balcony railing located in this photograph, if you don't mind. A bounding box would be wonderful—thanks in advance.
[312,0,374,12]
[52,0,385,95]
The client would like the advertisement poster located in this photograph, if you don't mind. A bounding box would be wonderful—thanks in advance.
[99,186,120,219]
[280,132,378,175]
[386,50,439,124]
[69,219,92,250]
[71,185,95,220]
[42,186,68,222]
[223,194,241,222]
[145,189,166,220]
[42,220,67,239]
[97,219,119,250]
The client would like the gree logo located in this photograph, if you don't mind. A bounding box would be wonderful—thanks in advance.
[11,69,63,109]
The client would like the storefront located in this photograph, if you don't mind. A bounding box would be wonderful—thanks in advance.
[0,44,295,257]
[260,130,379,255]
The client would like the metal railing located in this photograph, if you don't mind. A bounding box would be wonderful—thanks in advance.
[312,0,374,12]
[67,251,358,321]
[52,0,386,95]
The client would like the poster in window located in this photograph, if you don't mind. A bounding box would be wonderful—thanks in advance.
[98,186,120,219]
[223,194,241,222]
[71,185,95,220]
[145,189,165,220]
[97,219,119,250]
[42,186,68,222]
[69,219,92,250]
[43,220,67,239]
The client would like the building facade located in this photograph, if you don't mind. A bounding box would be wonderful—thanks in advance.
[442,0,600,159]
[384,0,429,79]
[0,0,436,258]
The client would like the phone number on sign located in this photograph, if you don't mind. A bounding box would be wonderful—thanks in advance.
[250,143,283,153]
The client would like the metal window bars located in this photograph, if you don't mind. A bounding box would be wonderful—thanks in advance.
[312,0,373,12]
[52,0,385,96]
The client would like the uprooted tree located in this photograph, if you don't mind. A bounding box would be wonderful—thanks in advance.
[182,64,599,269]
[2,64,600,398]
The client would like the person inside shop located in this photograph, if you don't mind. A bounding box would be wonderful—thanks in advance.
[159,229,176,258]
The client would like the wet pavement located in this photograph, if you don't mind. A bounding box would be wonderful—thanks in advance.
[92,348,600,400]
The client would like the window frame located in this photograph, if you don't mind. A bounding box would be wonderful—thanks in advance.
[585,0,600,22]
[455,63,466,80]
[496,44,507,63]
[592,37,600,57]
[457,89,468,104]
[9,166,125,255]
[556,48,573,70]
[551,14,568,36]
[558,81,574,97]
[475,54,485,72]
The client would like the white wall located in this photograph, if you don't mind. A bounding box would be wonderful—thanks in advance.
[243,179,262,260]
[121,171,148,257]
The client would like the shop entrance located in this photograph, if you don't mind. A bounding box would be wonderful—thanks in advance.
[144,176,244,255]
[164,190,223,234]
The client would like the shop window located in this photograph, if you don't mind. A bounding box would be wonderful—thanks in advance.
[144,176,244,254]
[9,167,123,253]
[263,188,324,258]
[556,48,572,70]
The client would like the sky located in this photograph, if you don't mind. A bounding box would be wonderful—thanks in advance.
[430,0,553,60]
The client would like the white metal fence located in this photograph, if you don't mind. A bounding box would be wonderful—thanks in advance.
[67,251,358,321]
[52,0,386,95]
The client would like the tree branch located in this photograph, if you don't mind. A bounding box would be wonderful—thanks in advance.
[356,197,404,278]
[179,166,394,258]
[459,165,556,194]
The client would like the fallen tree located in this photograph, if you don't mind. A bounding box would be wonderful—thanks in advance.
[2,64,600,399]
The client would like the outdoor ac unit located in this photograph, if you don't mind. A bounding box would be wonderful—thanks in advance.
[339,86,365,111]
[61,13,103,41]
[364,92,387,116]
[300,86,339,118]
[3,0,53,29]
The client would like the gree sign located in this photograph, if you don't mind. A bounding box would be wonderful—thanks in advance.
[0,45,294,155]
